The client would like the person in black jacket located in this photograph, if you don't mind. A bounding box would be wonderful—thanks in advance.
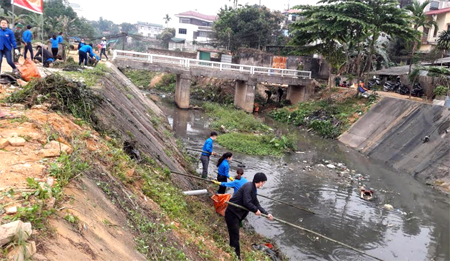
[225,172,273,259]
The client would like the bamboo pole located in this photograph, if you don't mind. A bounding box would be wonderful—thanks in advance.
[185,148,245,165]
[170,170,315,214]
[257,194,315,215]
[226,201,385,261]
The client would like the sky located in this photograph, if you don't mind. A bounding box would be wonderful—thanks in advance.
[68,0,319,25]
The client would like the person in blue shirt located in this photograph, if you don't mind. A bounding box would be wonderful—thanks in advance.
[77,38,86,50]
[88,52,100,67]
[22,25,33,59]
[0,18,19,75]
[200,131,218,178]
[78,43,95,66]
[214,168,247,193]
[50,35,59,58]
[57,32,63,44]
[216,152,234,194]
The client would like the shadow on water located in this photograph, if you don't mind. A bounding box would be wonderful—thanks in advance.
[157,98,450,261]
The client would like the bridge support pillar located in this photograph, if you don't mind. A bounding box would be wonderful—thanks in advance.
[286,84,309,105]
[234,79,256,113]
[174,74,191,109]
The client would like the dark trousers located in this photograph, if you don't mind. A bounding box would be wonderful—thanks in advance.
[100,48,108,60]
[200,155,210,179]
[78,51,88,65]
[23,42,33,59]
[225,209,241,259]
[34,57,51,67]
[51,48,58,59]
[217,175,227,194]
[0,49,16,72]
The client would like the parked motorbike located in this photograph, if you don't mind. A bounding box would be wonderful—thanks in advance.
[368,77,380,89]
[411,83,424,97]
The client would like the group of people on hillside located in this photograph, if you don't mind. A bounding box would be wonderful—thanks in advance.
[200,132,273,260]
[0,17,109,73]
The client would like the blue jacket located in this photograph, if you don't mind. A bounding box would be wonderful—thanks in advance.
[0,28,17,51]
[50,38,59,48]
[57,35,63,43]
[221,177,248,193]
[22,30,32,43]
[91,53,99,60]
[218,159,230,178]
[79,45,95,57]
[201,137,213,156]
[78,42,85,50]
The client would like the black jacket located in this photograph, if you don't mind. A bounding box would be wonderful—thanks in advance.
[36,48,53,61]
[227,182,268,220]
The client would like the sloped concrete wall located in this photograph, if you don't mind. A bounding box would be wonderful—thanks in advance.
[340,97,450,183]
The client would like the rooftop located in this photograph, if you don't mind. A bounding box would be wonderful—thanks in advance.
[426,7,450,15]
[175,11,217,22]
[136,22,163,28]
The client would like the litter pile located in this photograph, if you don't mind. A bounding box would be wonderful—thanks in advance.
[5,74,102,124]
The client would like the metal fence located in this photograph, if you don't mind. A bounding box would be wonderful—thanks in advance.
[113,50,311,79]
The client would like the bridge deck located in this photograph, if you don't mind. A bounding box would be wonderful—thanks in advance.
[113,50,311,85]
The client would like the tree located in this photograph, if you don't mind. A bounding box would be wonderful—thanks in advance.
[437,29,450,66]
[405,0,438,74]
[213,5,283,51]
[163,14,171,26]
[157,28,175,49]
[290,0,417,80]
[120,22,135,33]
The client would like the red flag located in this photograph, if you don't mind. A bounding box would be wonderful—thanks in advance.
[13,0,43,14]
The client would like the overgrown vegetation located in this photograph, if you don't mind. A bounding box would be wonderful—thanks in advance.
[4,73,103,124]
[203,102,296,155]
[154,74,176,93]
[270,97,375,138]
[61,63,110,87]
[123,69,157,88]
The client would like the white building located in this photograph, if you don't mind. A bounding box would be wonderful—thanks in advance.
[137,23,164,38]
[173,11,217,44]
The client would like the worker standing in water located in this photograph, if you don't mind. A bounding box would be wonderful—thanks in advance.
[200,132,217,178]
[225,172,273,259]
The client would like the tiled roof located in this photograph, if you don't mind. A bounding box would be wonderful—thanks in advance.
[176,11,217,22]
[426,7,450,15]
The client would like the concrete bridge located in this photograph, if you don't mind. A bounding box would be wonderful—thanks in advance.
[113,50,314,112]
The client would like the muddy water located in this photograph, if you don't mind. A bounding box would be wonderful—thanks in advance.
[156,99,450,261]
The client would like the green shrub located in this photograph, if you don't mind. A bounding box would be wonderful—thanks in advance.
[123,69,157,88]
[155,73,176,93]
[434,85,449,96]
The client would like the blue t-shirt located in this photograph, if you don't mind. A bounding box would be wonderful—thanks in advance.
[218,159,230,178]
[57,35,63,43]
[79,44,95,57]
[50,38,59,48]
[221,177,248,193]
[0,28,17,50]
[202,137,213,156]
[22,30,32,43]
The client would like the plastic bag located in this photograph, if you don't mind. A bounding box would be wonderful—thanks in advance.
[16,59,41,82]
[211,193,231,216]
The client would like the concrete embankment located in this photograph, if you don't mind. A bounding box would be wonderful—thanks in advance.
[340,97,450,191]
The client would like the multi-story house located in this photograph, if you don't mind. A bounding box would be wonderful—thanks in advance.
[137,22,164,38]
[419,0,450,52]
[173,10,217,44]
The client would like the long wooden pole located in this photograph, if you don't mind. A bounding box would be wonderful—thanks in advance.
[170,170,315,214]
[257,194,315,214]
[226,201,385,261]
[185,148,245,165]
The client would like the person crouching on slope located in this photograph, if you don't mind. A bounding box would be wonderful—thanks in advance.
[78,43,96,66]
[213,168,247,193]
[225,172,273,259]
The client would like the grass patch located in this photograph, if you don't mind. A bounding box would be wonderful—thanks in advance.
[154,73,176,93]
[61,63,110,87]
[203,102,268,132]
[123,69,157,88]
[270,97,376,138]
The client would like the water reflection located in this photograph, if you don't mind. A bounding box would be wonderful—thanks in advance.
[159,99,450,261]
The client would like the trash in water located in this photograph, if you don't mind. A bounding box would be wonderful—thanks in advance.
[252,244,280,261]
[384,204,394,210]
[326,164,336,169]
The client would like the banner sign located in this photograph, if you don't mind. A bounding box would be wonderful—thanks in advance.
[12,0,43,14]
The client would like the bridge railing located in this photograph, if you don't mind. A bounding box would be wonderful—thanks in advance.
[113,50,311,79]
